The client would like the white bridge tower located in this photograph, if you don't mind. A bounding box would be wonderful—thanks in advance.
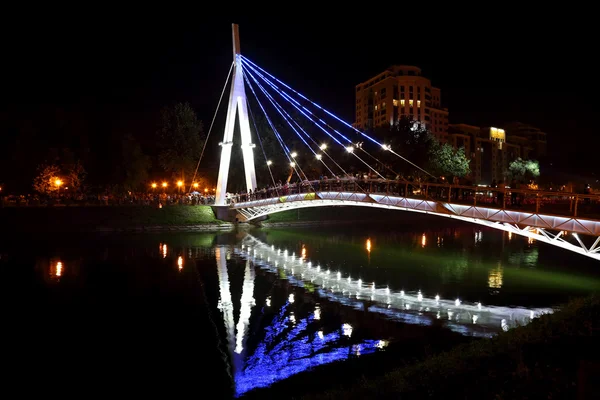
[214,23,257,206]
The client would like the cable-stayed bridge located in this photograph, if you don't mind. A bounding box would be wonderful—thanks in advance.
[203,24,600,261]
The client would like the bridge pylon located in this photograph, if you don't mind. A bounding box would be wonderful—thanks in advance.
[215,23,257,207]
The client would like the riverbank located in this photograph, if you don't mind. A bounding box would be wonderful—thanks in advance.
[0,205,232,232]
[248,295,599,399]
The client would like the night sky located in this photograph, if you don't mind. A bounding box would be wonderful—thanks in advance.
[2,14,597,184]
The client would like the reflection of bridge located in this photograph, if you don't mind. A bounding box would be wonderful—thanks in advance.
[208,24,600,261]
[213,233,551,396]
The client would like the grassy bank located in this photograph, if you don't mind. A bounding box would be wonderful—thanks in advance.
[0,205,224,232]
[292,296,599,400]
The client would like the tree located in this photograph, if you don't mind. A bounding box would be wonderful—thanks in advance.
[156,102,204,182]
[120,134,150,191]
[66,161,86,193]
[428,141,471,180]
[507,158,540,181]
[33,164,62,196]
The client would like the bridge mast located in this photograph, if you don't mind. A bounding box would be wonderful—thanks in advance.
[214,23,257,206]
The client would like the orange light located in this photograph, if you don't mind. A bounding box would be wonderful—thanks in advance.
[162,182,167,188]
[204,188,208,193]
[151,183,157,189]
[177,181,183,187]
[366,239,371,253]
[193,182,199,188]
[55,179,62,187]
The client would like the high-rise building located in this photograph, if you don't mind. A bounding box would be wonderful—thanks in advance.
[354,66,449,141]
[501,122,547,159]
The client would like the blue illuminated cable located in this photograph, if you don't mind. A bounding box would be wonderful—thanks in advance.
[246,97,280,195]
[244,75,313,186]
[245,69,339,179]
[242,55,381,146]
[243,73,307,183]
[243,62,384,179]
[242,56,434,178]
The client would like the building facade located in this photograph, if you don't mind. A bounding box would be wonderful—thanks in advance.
[355,65,449,141]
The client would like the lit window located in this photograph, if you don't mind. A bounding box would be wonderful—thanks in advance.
[374,105,378,111]
[417,100,421,108]
[400,99,405,106]
[382,102,386,108]
[409,100,414,107]
[374,91,377,96]
[393,99,398,106]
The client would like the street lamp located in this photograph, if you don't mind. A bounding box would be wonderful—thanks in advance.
[151,182,157,189]
[290,162,295,167]
[316,154,322,160]
[193,182,199,189]
[290,151,298,158]
[55,178,63,197]
[162,182,167,190]
[266,160,272,166]
[320,143,327,150]
[177,180,183,193]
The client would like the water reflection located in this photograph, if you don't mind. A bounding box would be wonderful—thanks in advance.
[237,234,550,338]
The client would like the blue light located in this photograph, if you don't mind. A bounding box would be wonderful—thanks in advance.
[243,68,339,177]
[242,55,383,147]
[243,61,384,178]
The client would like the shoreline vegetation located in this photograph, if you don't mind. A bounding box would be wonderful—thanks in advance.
[0,205,229,232]
[244,296,599,399]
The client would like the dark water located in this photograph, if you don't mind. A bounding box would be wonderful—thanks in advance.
[2,218,599,397]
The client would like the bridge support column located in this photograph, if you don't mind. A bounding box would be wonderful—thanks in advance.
[215,23,257,206]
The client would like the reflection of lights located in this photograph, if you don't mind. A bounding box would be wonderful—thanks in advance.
[317,330,324,340]
[266,297,271,307]
[435,294,440,302]
[288,294,295,304]
[508,231,513,240]
[472,315,479,324]
[421,234,426,247]
[417,291,423,301]
[455,298,461,306]
[528,237,534,244]
[314,306,321,320]
[376,340,388,348]
[162,244,167,258]
[475,231,482,243]
[342,323,353,337]
[478,302,482,310]
[400,290,405,297]
[366,238,371,253]
[177,256,183,271]
[501,319,509,332]
[55,261,63,277]
[289,312,296,325]
[488,265,503,289]
[301,246,306,259]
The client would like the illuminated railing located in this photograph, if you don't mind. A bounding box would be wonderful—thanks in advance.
[231,178,600,220]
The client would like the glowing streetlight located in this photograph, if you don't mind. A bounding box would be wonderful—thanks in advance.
[151,182,157,189]
[266,160,273,166]
[320,143,327,150]
[192,182,198,189]
[382,144,391,151]
[177,180,183,187]
[345,146,354,153]
[290,162,295,167]
[290,151,298,158]
[315,154,322,160]
[162,182,167,188]
[55,179,62,187]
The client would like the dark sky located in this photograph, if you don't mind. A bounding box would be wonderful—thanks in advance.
[2,13,597,177]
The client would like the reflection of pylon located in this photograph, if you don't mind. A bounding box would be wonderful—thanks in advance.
[215,24,257,205]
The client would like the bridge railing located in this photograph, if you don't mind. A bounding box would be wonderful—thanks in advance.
[231,179,600,220]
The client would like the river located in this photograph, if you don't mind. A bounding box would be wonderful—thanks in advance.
[2,217,599,397]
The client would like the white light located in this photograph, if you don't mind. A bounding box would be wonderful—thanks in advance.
[435,294,440,302]
[337,271,341,280]
[455,298,461,306]
[346,146,354,153]
[288,294,295,303]
[376,340,388,348]
[318,331,324,340]
[382,144,391,151]
[342,323,353,337]
[472,315,479,324]
[266,160,273,166]
[400,290,405,297]
[417,291,423,301]
[386,286,390,294]
[290,162,295,167]
[316,154,322,160]
[478,302,482,310]
[290,151,298,158]
[314,306,321,320]
[266,297,271,307]
[320,143,327,150]
[357,278,362,286]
